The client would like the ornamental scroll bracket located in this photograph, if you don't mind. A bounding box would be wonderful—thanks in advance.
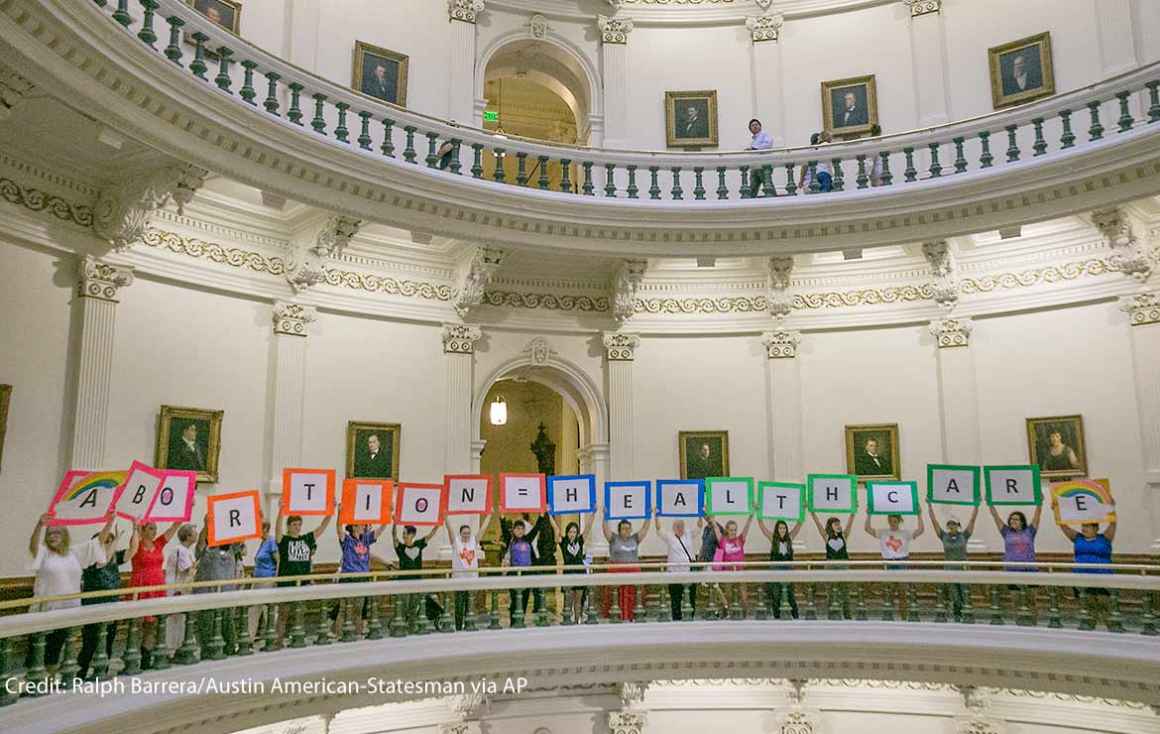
[92,163,208,253]
[612,259,647,323]
[453,244,506,318]
[922,240,960,312]
[285,215,363,294]
[1092,206,1153,283]
[767,255,795,321]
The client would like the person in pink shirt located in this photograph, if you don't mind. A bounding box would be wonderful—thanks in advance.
[711,513,754,615]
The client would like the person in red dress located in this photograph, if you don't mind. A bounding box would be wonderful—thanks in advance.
[128,520,182,668]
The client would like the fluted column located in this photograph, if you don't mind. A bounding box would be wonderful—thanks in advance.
[70,256,134,469]
[1121,292,1160,550]
[443,324,483,474]
[603,332,639,482]
[597,15,633,149]
[929,317,980,464]
[447,1,484,123]
[582,443,611,555]
[904,0,950,126]
[762,329,803,481]
[747,14,785,138]
[266,301,316,517]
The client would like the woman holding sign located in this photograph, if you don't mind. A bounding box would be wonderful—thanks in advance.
[711,513,754,615]
[988,503,1042,573]
[758,518,801,619]
[602,510,651,621]
[549,514,594,624]
[1051,497,1116,598]
[810,512,855,618]
[127,519,184,668]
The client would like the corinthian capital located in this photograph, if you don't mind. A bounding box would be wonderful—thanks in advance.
[602,332,640,361]
[746,14,784,43]
[442,323,483,354]
[273,301,317,336]
[762,328,801,359]
[448,0,486,23]
[76,255,134,302]
[598,15,634,44]
[902,0,942,17]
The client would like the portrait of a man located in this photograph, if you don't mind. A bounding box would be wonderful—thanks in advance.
[189,0,241,34]
[1026,415,1087,478]
[845,423,900,481]
[155,405,223,483]
[665,90,719,148]
[352,41,409,107]
[989,32,1054,109]
[821,75,878,138]
[347,421,401,481]
[679,430,730,480]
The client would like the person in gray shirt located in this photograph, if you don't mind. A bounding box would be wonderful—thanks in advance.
[193,518,244,654]
[601,510,651,621]
[928,503,979,621]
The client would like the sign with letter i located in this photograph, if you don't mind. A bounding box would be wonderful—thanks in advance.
[207,490,263,547]
[340,479,393,525]
[281,468,337,516]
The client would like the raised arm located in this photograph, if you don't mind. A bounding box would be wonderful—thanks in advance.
[636,517,651,542]
[965,505,980,536]
[338,506,348,540]
[1104,499,1117,541]
[421,524,440,542]
[988,504,1004,532]
[582,514,595,542]
[197,514,209,553]
[789,521,803,540]
[97,513,117,546]
[128,523,142,558]
[809,511,826,539]
[314,512,334,537]
[843,513,856,538]
[1030,502,1043,530]
[739,514,754,540]
[601,509,614,543]
[275,514,285,542]
[546,514,561,538]
[29,513,49,557]
[162,521,182,542]
[654,515,669,540]
[391,524,399,546]
[926,503,943,537]
[863,510,879,539]
[756,518,773,541]
[912,504,926,540]
[479,511,495,539]
[710,517,724,543]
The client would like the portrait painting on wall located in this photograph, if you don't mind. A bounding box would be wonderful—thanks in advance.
[1026,414,1087,478]
[346,421,401,481]
[155,405,223,483]
[679,430,730,481]
[187,0,241,34]
[0,385,10,474]
[352,41,409,107]
[845,423,900,481]
[989,32,1055,109]
[665,90,719,148]
[821,75,879,138]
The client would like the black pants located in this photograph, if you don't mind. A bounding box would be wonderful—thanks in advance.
[767,583,799,619]
[77,621,117,677]
[26,628,69,669]
[750,167,776,197]
[668,583,697,620]
[454,591,470,630]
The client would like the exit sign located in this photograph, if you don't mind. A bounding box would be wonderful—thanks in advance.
[483,110,499,122]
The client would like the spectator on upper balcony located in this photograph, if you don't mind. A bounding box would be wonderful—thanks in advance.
[747,118,776,198]
[864,124,885,187]
[798,132,833,193]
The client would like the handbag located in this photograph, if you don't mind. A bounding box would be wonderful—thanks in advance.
[711,546,726,572]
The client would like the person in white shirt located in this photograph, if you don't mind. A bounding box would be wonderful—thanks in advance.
[747,118,776,197]
[864,124,884,186]
[654,514,702,619]
[444,511,493,630]
[864,507,925,570]
[163,524,198,653]
[27,512,115,666]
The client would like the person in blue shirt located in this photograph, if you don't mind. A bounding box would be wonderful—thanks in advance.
[247,521,278,642]
[1052,497,1117,600]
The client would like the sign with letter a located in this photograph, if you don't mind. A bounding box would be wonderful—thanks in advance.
[114,461,165,522]
[395,483,446,526]
[605,481,651,520]
[48,470,127,526]
[758,482,804,522]
[984,465,1042,506]
[866,481,920,515]
[806,474,858,513]
[655,479,703,518]
[705,477,753,516]
[281,468,336,516]
[144,470,197,522]
[927,464,980,506]
[547,475,596,515]
[207,490,263,547]
[499,473,547,513]
[340,479,392,525]
[444,475,492,515]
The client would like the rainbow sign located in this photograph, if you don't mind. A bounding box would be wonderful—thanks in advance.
[48,469,127,526]
[1050,479,1115,526]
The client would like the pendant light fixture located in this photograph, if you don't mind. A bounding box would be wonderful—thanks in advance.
[489,394,508,426]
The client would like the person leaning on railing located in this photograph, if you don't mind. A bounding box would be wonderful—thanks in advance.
[747,118,776,197]
[928,503,979,621]
[274,511,333,643]
[758,518,801,619]
[798,131,834,192]
[27,512,115,669]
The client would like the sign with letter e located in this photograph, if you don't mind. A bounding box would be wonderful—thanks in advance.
[1051,479,1115,526]
[207,490,262,547]
[605,481,651,520]
[281,468,336,516]
[395,483,446,526]
[984,465,1042,506]
[758,482,804,522]
[499,473,547,513]
[926,464,980,506]
[444,475,492,515]
[655,479,703,518]
[340,479,392,525]
[806,473,858,513]
[547,475,596,515]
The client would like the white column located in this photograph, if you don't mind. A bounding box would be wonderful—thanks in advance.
[747,14,785,140]
[443,324,482,474]
[906,0,950,125]
[1097,0,1140,76]
[70,256,134,469]
[597,16,634,149]
[582,442,611,555]
[1121,292,1160,550]
[266,301,316,519]
[762,329,803,482]
[929,317,980,464]
[603,332,639,481]
[446,1,483,123]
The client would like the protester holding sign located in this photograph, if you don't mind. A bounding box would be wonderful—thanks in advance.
[758,518,801,619]
[127,519,183,669]
[194,518,244,656]
[988,502,1042,573]
[446,510,495,630]
[77,524,127,680]
[392,522,439,628]
[928,504,978,620]
[710,513,754,614]
[602,508,651,621]
[654,514,702,620]
[501,517,541,624]
[548,514,594,624]
[1052,496,1116,581]
[864,505,925,569]
[274,510,333,641]
[810,511,854,617]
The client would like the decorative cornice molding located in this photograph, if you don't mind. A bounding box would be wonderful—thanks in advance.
[272,300,316,336]
[454,245,506,317]
[902,0,942,17]
[0,175,93,226]
[745,13,783,42]
[929,316,972,348]
[603,331,640,360]
[0,63,35,120]
[613,259,648,322]
[597,14,635,44]
[287,215,363,293]
[442,323,483,354]
[1119,290,1160,326]
[482,291,610,312]
[1092,207,1153,283]
[448,0,486,23]
[76,254,133,302]
[92,163,208,252]
[140,228,288,275]
[762,328,801,358]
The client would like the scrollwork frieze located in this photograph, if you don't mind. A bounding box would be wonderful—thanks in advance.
[140,228,288,275]
[0,176,94,227]
[482,291,610,312]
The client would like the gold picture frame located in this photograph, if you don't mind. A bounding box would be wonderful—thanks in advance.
[989,32,1055,110]
[346,421,401,481]
[352,41,409,107]
[821,74,879,138]
[678,430,730,480]
[1026,414,1087,479]
[155,405,223,484]
[845,423,900,481]
[665,90,719,149]
[186,0,242,34]
[0,385,11,474]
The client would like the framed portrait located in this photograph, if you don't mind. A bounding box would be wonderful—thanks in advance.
[0,384,10,474]
[665,90,719,149]
[1026,414,1087,478]
[821,75,878,138]
[346,421,401,481]
[352,41,409,107]
[989,32,1054,110]
[678,430,730,481]
[155,405,223,484]
[186,0,241,34]
[845,423,900,481]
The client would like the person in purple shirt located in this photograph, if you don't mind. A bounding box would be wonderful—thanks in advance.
[989,502,1043,573]
[502,519,536,625]
[332,507,390,636]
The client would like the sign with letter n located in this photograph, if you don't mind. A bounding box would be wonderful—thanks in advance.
[444,474,492,515]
